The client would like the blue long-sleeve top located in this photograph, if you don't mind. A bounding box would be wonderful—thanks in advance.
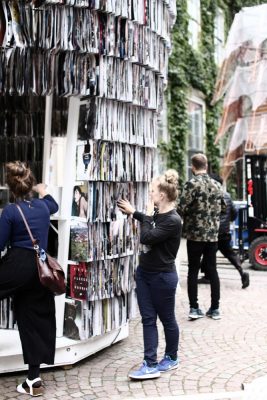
[0,195,58,252]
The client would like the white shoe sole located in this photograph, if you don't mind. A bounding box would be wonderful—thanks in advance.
[207,315,221,320]
[159,363,179,373]
[188,315,204,320]
[128,372,160,380]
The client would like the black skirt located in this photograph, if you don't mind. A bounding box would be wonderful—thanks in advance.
[0,248,56,365]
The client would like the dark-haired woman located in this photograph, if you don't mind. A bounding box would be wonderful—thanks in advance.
[118,169,182,380]
[0,161,58,397]
[72,185,88,218]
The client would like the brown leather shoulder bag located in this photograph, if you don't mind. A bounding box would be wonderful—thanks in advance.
[16,204,66,296]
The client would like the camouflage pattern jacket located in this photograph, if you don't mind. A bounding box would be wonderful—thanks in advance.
[177,173,226,242]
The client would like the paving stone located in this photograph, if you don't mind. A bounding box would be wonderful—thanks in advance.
[1,242,267,400]
[129,382,143,389]
[70,392,84,398]
[54,376,66,382]
[55,397,73,400]
[54,390,69,396]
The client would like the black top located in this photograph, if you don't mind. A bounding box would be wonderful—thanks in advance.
[219,192,237,236]
[133,209,182,272]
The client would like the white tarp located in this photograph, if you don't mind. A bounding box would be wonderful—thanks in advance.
[223,59,267,111]
[212,4,267,168]
[224,114,267,166]
[225,5,267,58]
[213,4,267,103]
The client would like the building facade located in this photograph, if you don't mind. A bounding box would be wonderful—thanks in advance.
[165,0,266,193]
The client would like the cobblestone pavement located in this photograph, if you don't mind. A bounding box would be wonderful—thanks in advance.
[1,240,267,400]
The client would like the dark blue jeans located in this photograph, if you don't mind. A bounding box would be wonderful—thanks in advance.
[136,266,179,366]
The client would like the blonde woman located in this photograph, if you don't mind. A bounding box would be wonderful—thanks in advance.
[118,170,182,380]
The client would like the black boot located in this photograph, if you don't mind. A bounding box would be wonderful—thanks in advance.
[241,272,250,289]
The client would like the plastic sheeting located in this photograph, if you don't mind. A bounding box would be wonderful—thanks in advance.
[224,60,267,110]
[213,4,267,169]
[224,114,267,166]
[215,96,251,142]
[213,4,267,103]
[225,5,267,59]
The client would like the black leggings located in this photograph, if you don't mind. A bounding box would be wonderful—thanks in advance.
[28,365,40,380]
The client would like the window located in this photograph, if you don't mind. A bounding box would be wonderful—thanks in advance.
[187,0,201,50]
[214,8,225,66]
[187,96,205,178]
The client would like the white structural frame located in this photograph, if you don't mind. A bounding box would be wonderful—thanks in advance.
[0,96,129,374]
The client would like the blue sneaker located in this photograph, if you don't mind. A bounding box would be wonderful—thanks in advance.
[157,355,179,372]
[128,361,160,380]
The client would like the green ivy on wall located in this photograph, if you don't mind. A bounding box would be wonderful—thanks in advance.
[165,0,266,185]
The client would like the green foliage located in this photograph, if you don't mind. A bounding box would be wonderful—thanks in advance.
[165,0,265,184]
[164,0,189,183]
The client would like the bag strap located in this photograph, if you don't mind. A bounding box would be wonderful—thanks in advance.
[15,204,39,250]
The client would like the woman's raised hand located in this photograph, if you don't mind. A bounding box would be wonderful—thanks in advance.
[33,183,48,198]
[117,199,135,215]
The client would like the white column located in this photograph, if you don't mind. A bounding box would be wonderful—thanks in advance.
[55,97,81,337]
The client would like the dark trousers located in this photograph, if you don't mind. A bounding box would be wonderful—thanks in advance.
[0,248,56,366]
[201,234,243,277]
[136,266,179,366]
[187,240,220,310]
[218,234,243,275]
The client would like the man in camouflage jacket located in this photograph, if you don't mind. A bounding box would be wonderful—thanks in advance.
[177,154,226,320]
